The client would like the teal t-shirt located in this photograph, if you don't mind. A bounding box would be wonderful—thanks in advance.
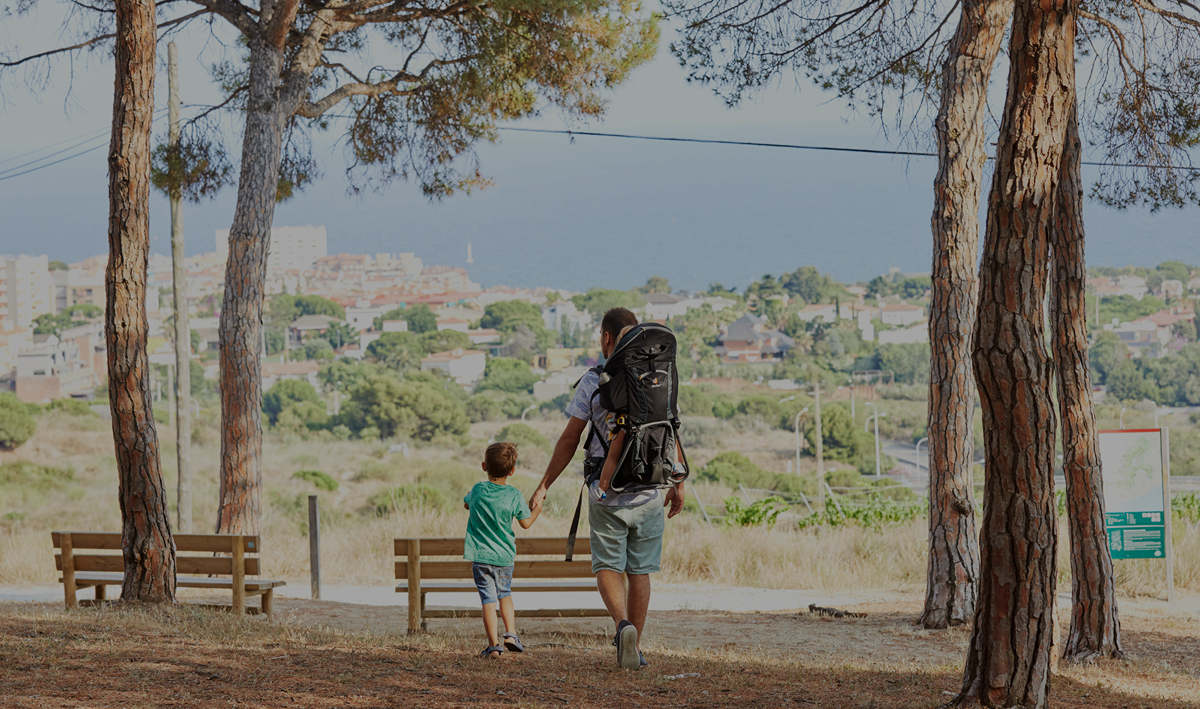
[463,481,531,567]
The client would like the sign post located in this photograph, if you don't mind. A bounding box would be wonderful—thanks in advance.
[1099,428,1173,602]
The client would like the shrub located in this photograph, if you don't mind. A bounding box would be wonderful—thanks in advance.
[712,400,736,419]
[330,424,352,440]
[368,484,447,514]
[678,417,726,449]
[263,379,322,425]
[698,452,815,495]
[47,398,96,416]
[476,357,541,395]
[805,405,867,463]
[723,496,788,528]
[0,393,36,450]
[467,395,505,422]
[353,459,395,482]
[0,461,73,490]
[340,376,469,440]
[736,395,784,426]
[292,469,339,491]
[358,425,382,440]
[678,387,713,417]
[496,423,552,454]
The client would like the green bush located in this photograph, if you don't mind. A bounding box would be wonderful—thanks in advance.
[712,400,736,419]
[292,469,339,491]
[798,493,926,530]
[0,461,73,490]
[47,398,96,416]
[263,379,323,426]
[496,423,552,455]
[476,357,540,395]
[678,417,726,449]
[677,387,713,417]
[367,484,447,514]
[0,393,36,450]
[723,495,788,528]
[805,405,867,463]
[340,376,469,440]
[353,459,395,482]
[467,394,505,422]
[736,395,784,425]
[698,452,815,495]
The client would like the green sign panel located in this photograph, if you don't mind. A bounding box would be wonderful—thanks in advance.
[1105,511,1166,559]
[1099,430,1168,561]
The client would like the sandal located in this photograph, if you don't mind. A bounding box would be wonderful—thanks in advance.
[502,632,525,653]
[479,645,504,659]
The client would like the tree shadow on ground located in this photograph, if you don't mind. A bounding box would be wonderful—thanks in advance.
[2,605,1197,708]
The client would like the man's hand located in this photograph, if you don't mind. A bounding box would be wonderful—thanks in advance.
[529,485,548,512]
[664,484,686,519]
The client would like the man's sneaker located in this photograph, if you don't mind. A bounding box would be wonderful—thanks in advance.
[615,620,639,670]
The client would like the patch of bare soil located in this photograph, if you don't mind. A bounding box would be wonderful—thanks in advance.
[2,595,1198,708]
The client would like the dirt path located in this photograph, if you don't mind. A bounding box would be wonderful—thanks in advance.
[2,592,1198,708]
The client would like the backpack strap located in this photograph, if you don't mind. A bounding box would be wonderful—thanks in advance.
[565,478,586,562]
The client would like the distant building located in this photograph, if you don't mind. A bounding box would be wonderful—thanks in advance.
[542,301,591,333]
[436,317,470,333]
[796,304,837,324]
[261,361,320,391]
[643,293,687,321]
[877,324,928,345]
[714,314,794,363]
[466,328,500,345]
[382,320,409,333]
[534,365,590,401]
[289,314,341,348]
[881,303,925,327]
[216,225,328,277]
[420,348,487,386]
[1160,279,1184,299]
[14,324,104,402]
[1,254,55,330]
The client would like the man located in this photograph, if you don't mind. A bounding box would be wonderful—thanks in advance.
[529,307,686,670]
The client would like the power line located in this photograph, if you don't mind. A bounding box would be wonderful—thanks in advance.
[0,107,170,182]
[499,126,1185,169]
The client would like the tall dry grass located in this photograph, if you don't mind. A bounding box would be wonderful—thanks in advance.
[2,411,1199,600]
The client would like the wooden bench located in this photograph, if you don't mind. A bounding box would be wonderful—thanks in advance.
[396,537,606,633]
[53,532,286,620]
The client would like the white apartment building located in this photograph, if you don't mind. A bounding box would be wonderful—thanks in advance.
[215,225,328,276]
[420,348,487,386]
[1,254,55,330]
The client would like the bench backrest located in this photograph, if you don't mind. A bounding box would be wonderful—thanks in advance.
[395,537,593,580]
[52,532,262,576]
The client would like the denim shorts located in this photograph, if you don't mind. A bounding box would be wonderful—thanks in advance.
[588,497,665,575]
[472,562,514,606]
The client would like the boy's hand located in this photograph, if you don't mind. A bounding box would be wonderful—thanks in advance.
[529,485,548,511]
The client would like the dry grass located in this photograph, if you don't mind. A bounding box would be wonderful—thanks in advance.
[1,596,1198,708]
[3,411,1200,601]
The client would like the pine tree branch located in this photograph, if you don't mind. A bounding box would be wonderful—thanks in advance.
[0,9,209,68]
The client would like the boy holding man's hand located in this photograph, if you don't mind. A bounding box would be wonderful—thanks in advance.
[464,442,541,658]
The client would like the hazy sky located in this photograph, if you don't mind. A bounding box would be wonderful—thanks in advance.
[1,6,1196,292]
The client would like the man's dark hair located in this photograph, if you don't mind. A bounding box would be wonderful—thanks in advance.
[601,307,638,340]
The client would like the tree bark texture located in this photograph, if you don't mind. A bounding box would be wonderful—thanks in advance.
[108,0,177,602]
[958,0,1076,703]
[216,19,296,535]
[1051,106,1122,662]
[922,0,1012,630]
[168,41,193,534]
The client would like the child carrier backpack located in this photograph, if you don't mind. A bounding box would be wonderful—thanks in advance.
[564,323,691,562]
[595,322,690,492]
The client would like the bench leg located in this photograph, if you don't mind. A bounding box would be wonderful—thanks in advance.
[95,585,106,601]
[421,593,427,632]
[262,589,274,622]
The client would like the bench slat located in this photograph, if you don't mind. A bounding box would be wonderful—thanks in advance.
[56,555,261,576]
[52,532,260,553]
[66,571,285,591]
[395,560,594,580]
[395,537,590,557]
[423,609,609,619]
[397,580,597,593]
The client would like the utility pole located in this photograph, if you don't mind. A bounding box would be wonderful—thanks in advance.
[169,41,192,533]
[814,381,824,484]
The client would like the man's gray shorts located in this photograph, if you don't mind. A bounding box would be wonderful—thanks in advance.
[588,498,664,575]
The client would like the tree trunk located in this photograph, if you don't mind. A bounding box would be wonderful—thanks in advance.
[168,41,193,534]
[958,0,1075,703]
[215,33,292,535]
[108,0,176,602]
[1051,105,1123,662]
[922,0,1012,630]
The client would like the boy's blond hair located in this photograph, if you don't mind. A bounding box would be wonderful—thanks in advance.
[485,442,518,478]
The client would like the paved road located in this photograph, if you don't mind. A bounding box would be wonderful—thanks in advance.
[878,437,1200,494]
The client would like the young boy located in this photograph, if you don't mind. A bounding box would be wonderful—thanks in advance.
[464,441,541,658]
